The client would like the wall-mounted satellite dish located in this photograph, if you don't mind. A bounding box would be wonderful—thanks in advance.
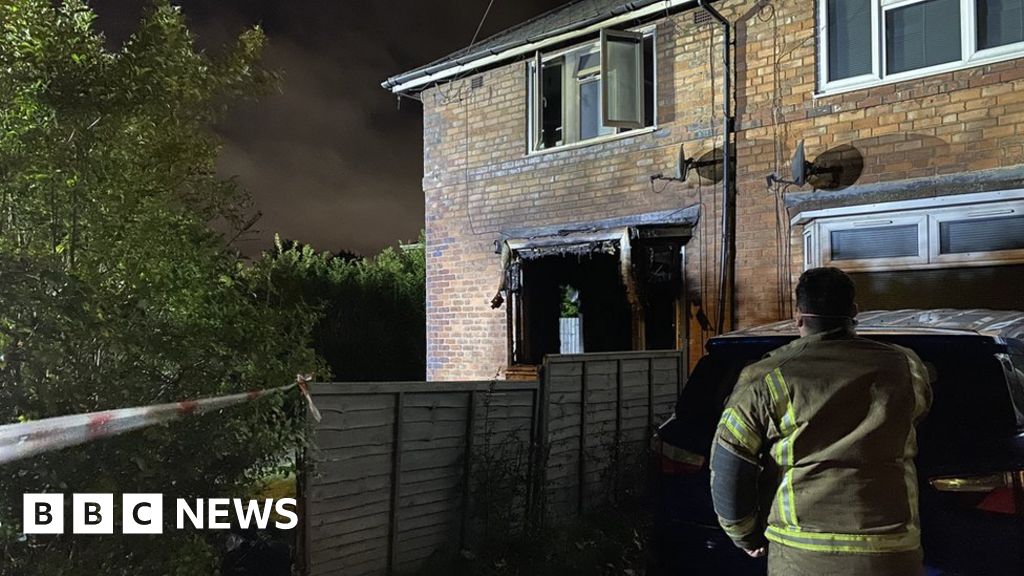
[767,140,861,190]
[651,143,722,184]
[791,140,811,185]
[674,144,689,181]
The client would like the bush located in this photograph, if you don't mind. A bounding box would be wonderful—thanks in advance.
[251,236,426,381]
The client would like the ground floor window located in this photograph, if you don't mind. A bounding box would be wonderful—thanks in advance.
[798,192,1024,311]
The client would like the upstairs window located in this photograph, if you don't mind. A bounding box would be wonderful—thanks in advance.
[528,27,655,152]
[819,0,1024,93]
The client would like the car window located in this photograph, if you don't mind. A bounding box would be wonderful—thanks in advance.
[667,352,760,456]
[911,347,1016,442]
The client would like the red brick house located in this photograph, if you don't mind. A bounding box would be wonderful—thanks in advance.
[383,0,1024,381]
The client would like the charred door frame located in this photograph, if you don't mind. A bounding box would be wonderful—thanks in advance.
[502,223,691,368]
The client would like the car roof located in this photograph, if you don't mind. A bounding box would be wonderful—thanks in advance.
[718,309,1024,342]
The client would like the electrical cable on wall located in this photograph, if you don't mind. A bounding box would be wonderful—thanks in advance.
[441,0,498,104]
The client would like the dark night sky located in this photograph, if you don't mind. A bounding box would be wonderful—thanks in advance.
[88,0,564,257]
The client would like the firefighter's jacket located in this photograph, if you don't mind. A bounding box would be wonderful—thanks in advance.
[709,325,932,557]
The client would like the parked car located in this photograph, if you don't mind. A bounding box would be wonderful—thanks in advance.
[652,310,1024,576]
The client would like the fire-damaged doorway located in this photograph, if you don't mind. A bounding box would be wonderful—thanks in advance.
[495,208,698,372]
[518,252,632,364]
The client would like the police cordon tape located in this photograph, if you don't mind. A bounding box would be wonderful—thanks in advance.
[0,376,322,466]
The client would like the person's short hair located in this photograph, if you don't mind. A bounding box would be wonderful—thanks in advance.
[795,267,856,317]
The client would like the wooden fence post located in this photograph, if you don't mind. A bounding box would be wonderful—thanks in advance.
[647,357,655,436]
[538,362,551,527]
[614,359,623,504]
[528,377,544,528]
[459,390,477,549]
[578,360,588,517]
[387,391,405,574]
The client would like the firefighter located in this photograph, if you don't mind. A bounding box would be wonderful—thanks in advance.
[710,267,932,576]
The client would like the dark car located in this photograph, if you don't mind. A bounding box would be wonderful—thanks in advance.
[652,309,1024,576]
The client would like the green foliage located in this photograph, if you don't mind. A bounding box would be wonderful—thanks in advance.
[251,235,426,381]
[0,1,319,573]
[561,285,580,318]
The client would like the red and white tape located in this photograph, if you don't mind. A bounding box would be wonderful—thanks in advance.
[0,376,320,466]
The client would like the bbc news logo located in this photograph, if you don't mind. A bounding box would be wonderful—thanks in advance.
[22,494,297,534]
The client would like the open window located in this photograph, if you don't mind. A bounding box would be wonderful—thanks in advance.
[529,26,655,152]
[601,29,645,129]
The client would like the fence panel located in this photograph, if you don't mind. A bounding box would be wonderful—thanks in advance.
[306,392,396,576]
[305,382,539,576]
[539,350,683,524]
[303,349,684,575]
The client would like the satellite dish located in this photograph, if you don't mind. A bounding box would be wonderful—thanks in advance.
[650,143,722,184]
[767,141,862,189]
[791,140,808,185]
[674,144,689,181]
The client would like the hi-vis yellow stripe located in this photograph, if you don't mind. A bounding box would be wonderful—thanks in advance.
[765,525,921,554]
[765,368,799,528]
[720,408,760,455]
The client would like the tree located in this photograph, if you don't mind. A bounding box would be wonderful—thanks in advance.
[254,235,426,382]
[0,1,320,573]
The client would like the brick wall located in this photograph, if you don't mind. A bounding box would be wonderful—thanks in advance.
[420,0,1024,381]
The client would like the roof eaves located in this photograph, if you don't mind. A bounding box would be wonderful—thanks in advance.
[382,0,704,93]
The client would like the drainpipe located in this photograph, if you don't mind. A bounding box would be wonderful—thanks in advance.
[699,0,734,334]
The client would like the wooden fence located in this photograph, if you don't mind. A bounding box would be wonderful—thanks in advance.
[539,351,683,521]
[302,350,683,576]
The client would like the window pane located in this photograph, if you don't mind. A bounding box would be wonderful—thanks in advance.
[830,225,919,260]
[804,234,814,268]
[977,0,1024,49]
[540,61,563,148]
[577,51,599,73]
[827,0,873,81]
[603,32,643,128]
[580,79,601,140]
[886,0,962,74]
[939,215,1024,254]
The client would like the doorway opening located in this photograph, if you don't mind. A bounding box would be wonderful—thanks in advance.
[514,252,632,365]
[506,238,685,366]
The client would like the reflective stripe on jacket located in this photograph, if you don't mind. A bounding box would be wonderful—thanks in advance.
[709,325,932,557]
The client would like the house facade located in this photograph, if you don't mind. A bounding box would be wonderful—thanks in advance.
[384,0,1024,381]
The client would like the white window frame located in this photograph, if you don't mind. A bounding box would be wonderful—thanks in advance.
[803,228,818,270]
[819,214,929,271]
[527,25,657,154]
[818,0,1024,95]
[801,194,1024,271]
[929,201,1024,265]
